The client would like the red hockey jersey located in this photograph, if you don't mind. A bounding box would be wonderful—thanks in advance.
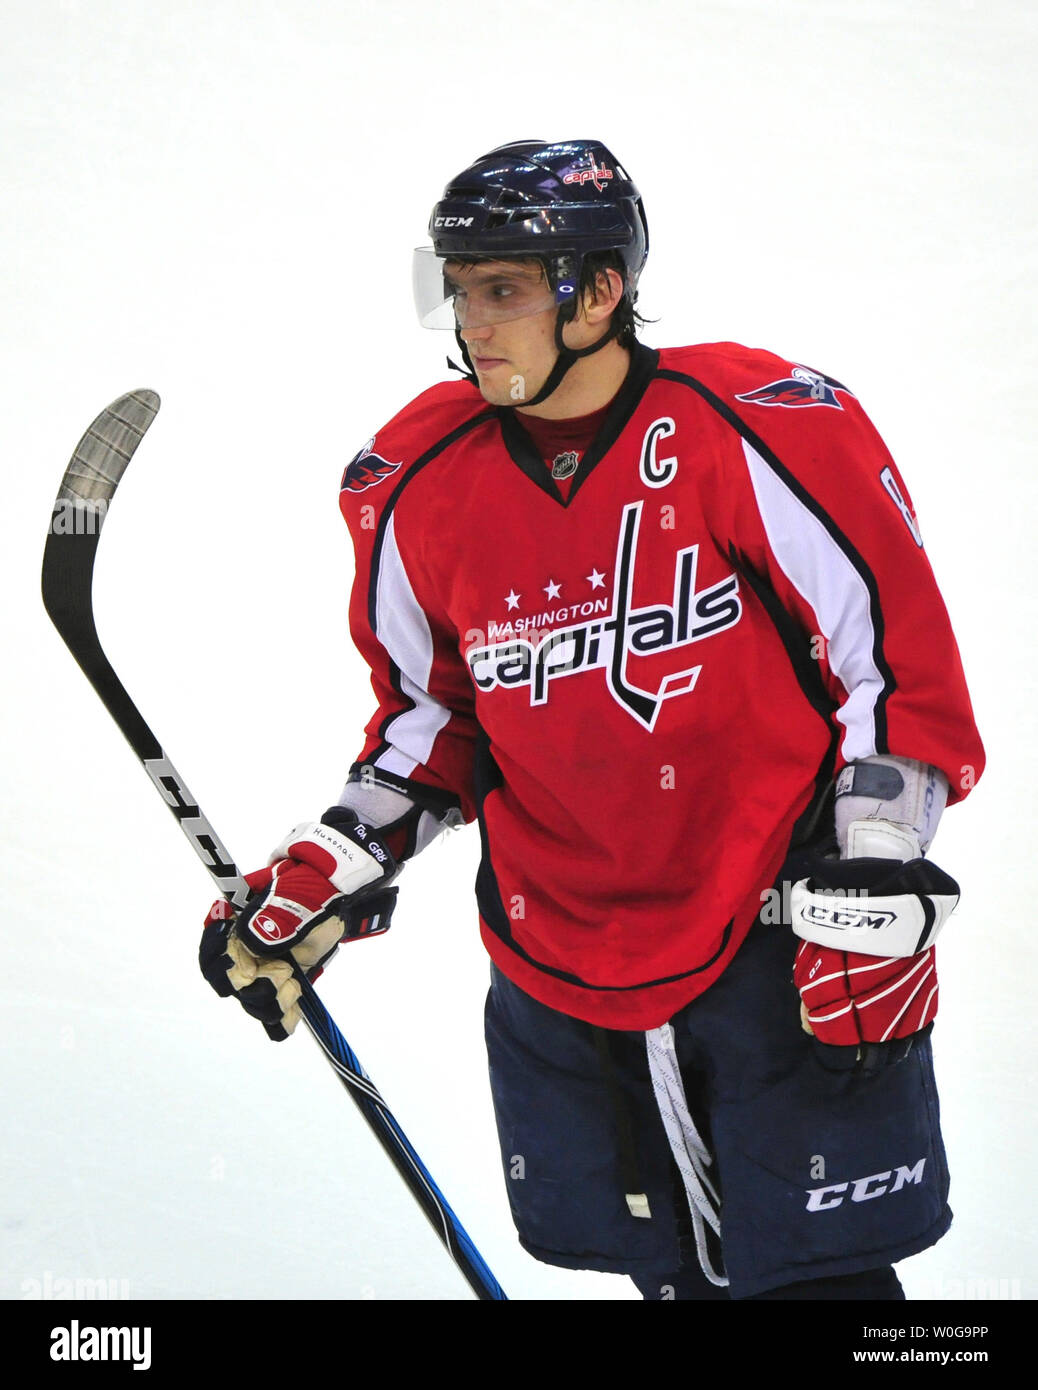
[338,342,985,1028]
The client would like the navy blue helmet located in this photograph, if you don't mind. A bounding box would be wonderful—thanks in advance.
[430,139,647,288]
[414,139,648,329]
[414,139,649,406]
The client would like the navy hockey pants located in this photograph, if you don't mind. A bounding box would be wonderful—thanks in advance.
[483,906,950,1299]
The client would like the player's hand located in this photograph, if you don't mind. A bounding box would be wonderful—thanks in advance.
[794,940,937,1073]
[199,807,398,1041]
[788,852,957,1073]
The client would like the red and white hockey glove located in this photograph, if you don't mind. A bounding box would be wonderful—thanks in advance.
[790,856,958,1072]
[794,942,938,1063]
[199,807,397,1041]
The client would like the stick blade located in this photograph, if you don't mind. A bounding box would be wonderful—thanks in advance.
[57,389,160,507]
[43,388,160,656]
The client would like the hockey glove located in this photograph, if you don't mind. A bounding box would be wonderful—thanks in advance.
[790,856,958,1072]
[199,807,398,1041]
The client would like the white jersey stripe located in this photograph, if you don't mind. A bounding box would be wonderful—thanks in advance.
[372,511,452,775]
[741,438,884,761]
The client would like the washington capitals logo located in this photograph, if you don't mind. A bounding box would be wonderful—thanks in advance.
[563,158,614,193]
[467,501,742,730]
[341,437,403,492]
[735,365,854,411]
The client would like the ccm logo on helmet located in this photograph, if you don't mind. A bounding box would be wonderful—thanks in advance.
[434,216,474,228]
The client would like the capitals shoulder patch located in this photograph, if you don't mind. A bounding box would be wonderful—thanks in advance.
[735,365,855,411]
[341,438,403,492]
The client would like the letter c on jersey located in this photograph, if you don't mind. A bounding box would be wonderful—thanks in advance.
[639,418,678,488]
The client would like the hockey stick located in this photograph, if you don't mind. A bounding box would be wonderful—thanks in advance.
[41,391,507,1302]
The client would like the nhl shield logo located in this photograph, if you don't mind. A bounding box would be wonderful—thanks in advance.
[341,437,403,492]
[551,450,579,480]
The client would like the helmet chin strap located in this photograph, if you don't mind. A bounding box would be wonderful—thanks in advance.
[447,306,620,408]
[447,330,478,385]
[517,306,620,409]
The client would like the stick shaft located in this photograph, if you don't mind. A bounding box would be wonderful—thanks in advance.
[42,392,506,1301]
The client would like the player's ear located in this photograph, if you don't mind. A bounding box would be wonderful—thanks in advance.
[583,267,624,323]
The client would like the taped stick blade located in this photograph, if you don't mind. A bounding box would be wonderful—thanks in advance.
[56,389,160,508]
[42,389,162,731]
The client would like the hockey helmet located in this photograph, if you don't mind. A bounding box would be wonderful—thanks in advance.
[413,139,649,331]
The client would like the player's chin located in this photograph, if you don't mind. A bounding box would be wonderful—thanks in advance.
[475,376,520,406]
[476,368,544,407]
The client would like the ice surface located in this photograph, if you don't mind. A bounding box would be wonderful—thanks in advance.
[2,0,1035,1303]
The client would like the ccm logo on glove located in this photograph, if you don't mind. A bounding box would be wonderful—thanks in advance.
[790,854,959,1070]
[802,902,897,932]
[790,857,958,959]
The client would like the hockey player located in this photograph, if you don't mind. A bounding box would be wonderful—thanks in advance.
[200,140,985,1300]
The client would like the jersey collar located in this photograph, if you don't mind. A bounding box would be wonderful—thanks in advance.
[495,341,660,507]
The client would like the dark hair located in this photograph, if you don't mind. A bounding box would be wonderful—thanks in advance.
[578,248,650,349]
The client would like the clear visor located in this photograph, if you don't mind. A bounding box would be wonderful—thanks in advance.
[412,247,569,330]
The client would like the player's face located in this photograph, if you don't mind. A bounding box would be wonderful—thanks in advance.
[446,259,567,407]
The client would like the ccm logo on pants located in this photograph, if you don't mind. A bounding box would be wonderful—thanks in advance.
[806,1159,925,1212]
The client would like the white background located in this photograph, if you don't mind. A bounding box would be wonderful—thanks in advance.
[3,0,1036,1302]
